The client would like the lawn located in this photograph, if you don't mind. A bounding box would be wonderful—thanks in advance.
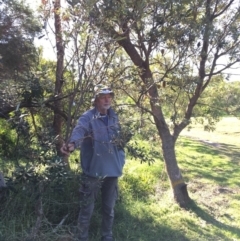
[181,116,240,146]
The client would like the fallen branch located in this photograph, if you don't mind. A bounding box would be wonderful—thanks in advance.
[53,214,69,233]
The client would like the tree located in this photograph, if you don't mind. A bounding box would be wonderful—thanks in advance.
[202,79,240,118]
[0,0,42,118]
[0,0,41,76]
[52,0,65,156]
[75,0,240,207]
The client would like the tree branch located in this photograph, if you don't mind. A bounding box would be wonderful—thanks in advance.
[212,0,235,19]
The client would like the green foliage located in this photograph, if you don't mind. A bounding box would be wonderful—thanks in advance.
[0,119,16,156]
[115,106,162,165]
[207,80,240,117]
[0,165,80,240]
[126,139,161,165]
[0,110,81,240]
[86,0,240,132]
[21,78,44,102]
[0,0,45,123]
[0,0,41,76]
[187,79,240,132]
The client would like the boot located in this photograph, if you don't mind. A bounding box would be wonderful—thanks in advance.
[76,223,89,241]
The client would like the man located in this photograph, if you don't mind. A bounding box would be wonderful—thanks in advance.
[61,85,125,241]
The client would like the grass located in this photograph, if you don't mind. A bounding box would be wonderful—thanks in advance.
[181,116,240,146]
[0,117,240,241]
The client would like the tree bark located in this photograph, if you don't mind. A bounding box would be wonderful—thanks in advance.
[145,68,191,207]
[0,172,6,186]
[0,171,6,201]
[161,130,191,207]
[53,0,66,160]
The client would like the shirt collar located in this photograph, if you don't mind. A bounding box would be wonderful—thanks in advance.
[94,107,112,118]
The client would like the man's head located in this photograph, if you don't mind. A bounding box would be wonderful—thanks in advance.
[93,85,114,114]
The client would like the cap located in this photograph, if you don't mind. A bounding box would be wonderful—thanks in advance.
[94,85,114,95]
[92,85,114,103]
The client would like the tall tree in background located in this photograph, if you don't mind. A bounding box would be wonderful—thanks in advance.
[53,0,65,156]
[38,0,67,157]
[75,0,240,207]
[0,0,42,118]
[0,0,41,77]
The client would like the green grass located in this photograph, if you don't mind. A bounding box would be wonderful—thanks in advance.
[0,117,240,241]
[181,116,240,146]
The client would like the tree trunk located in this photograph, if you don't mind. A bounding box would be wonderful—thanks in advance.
[0,171,6,187]
[0,171,6,201]
[161,132,191,207]
[145,68,191,207]
[53,0,66,160]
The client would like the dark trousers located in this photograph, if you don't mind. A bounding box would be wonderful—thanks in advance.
[77,174,118,241]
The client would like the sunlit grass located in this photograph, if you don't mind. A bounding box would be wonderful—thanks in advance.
[181,116,240,146]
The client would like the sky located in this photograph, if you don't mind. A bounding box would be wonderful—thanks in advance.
[25,0,240,82]
[25,0,57,60]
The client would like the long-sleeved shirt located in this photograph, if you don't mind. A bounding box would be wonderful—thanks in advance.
[69,107,125,177]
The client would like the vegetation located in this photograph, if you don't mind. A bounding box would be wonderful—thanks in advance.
[0,0,42,118]
[1,0,240,207]
[0,0,240,240]
[0,117,240,241]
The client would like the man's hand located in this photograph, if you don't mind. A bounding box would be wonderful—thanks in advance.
[60,142,75,156]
